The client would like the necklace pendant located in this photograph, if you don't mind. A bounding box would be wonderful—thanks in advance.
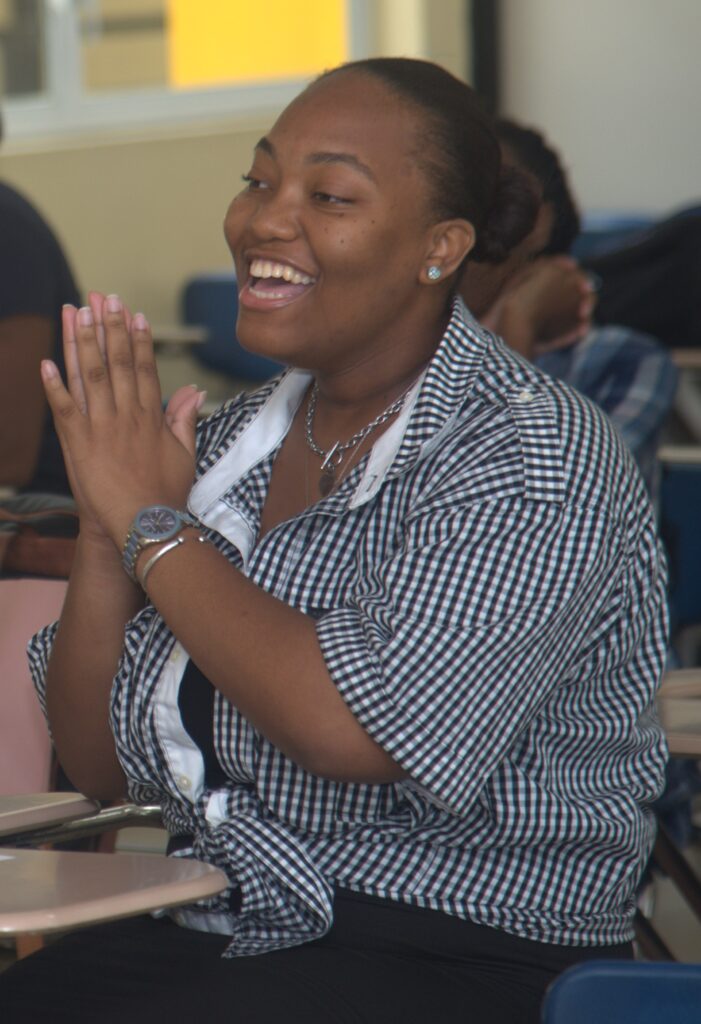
[319,466,336,497]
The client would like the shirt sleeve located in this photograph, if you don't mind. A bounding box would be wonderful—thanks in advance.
[27,620,60,719]
[538,327,678,461]
[315,490,666,816]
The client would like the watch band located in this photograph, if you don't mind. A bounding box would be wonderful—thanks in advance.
[121,506,196,582]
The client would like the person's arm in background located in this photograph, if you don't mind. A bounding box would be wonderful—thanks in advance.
[536,325,678,498]
[0,314,53,487]
[0,179,82,493]
[479,255,596,359]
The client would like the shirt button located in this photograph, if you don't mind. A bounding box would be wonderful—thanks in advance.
[177,775,191,791]
[518,389,535,403]
[169,650,179,664]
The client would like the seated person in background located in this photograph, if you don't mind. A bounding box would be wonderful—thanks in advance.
[582,202,701,351]
[1,59,668,1023]
[0,113,79,495]
[462,119,678,501]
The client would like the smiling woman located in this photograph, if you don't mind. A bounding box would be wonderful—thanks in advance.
[0,59,669,1024]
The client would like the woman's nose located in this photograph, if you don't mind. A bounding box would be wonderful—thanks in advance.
[246,187,300,242]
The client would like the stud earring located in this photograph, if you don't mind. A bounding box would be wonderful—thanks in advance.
[427,266,442,281]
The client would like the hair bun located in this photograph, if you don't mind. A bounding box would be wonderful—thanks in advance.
[470,166,540,264]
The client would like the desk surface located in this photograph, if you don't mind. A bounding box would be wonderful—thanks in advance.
[658,698,701,758]
[0,793,99,838]
[151,324,207,347]
[672,349,701,371]
[0,846,227,935]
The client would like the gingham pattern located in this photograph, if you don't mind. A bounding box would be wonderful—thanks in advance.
[29,299,669,956]
[536,324,678,500]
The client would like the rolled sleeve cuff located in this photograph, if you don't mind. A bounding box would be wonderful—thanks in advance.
[315,609,475,815]
[27,620,59,719]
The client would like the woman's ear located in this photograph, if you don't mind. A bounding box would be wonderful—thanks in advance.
[421,219,476,284]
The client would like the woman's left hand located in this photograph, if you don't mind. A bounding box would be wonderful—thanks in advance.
[41,293,204,549]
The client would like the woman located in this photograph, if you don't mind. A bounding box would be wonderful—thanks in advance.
[1,59,668,1023]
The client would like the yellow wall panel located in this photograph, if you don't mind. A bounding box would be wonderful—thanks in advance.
[167,0,347,88]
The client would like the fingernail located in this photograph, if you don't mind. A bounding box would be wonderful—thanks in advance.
[106,294,122,313]
[41,359,57,379]
[196,390,208,411]
[78,306,93,326]
[133,312,148,330]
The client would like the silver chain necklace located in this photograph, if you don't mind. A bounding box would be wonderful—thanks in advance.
[305,381,413,496]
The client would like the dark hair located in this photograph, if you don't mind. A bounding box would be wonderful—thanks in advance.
[315,58,538,264]
[496,119,581,255]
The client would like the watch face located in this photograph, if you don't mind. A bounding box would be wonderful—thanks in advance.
[135,506,180,540]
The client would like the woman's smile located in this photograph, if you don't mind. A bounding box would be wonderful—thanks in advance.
[239,256,317,311]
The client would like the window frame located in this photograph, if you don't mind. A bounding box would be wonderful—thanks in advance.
[2,0,371,141]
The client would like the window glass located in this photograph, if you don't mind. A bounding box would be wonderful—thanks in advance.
[167,0,347,89]
[79,0,168,92]
[78,0,348,94]
[0,0,45,98]
[2,0,360,139]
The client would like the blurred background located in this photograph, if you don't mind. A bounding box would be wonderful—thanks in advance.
[1,0,698,328]
[2,2,701,963]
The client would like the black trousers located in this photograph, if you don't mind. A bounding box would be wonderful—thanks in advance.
[0,889,632,1023]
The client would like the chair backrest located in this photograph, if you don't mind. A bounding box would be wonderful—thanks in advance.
[0,578,67,794]
[541,960,701,1023]
[181,272,283,381]
[571,213,654,261]
[659,460,701,630]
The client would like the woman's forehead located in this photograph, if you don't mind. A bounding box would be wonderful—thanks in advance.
[269,72,422,158]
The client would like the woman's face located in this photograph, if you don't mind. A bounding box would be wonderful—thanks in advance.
[224,72,447,374]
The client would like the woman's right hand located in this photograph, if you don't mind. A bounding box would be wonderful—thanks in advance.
[508,257,596,347]
[59,295,204,548]
[481,256,596,360]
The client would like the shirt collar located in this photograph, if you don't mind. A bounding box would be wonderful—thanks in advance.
[189,297,489,519]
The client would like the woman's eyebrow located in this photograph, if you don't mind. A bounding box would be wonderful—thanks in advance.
[255,136,275,156]
[254,137,376,183]
[306,152,377,182]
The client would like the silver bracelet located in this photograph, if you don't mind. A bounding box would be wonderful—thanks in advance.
[138,533,208,588]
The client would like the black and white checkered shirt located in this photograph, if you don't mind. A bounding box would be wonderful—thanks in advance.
[30,299,668,955]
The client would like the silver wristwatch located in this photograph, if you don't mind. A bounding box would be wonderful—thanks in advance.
[121,506,195,582]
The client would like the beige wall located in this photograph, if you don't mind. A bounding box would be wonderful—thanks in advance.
[2,120,265,323]
[500,0,701,214]
[0,0,470,326]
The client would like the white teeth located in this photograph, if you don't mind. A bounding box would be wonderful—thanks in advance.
[249,258,314,286]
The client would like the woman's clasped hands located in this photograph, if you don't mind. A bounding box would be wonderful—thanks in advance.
[40,290,207,550]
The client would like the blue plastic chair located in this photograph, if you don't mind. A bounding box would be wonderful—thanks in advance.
[181,271,283,382]
[659,461,701,632]
[571,213,654,261]
[541,960,701,1023]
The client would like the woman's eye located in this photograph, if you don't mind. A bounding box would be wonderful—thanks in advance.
[241,174,269,191]
[313,191,351,206]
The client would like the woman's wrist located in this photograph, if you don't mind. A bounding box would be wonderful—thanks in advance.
[76,528,138,584]
[135,528,207,589]
[495,294,539,359]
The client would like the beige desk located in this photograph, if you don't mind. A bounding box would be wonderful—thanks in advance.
[658,698,701,758]
[672,349,701,371]
[0,793,99,839]
[151,324,207,349]
[0,846,227,936]
[658,444,701,465]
